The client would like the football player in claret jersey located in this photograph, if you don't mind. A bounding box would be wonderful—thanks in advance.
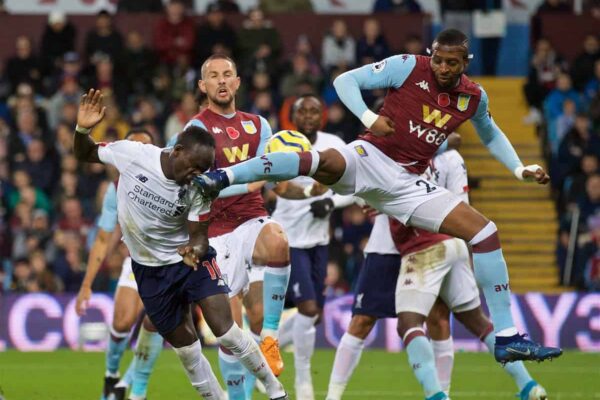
[269,95,354,400]
[75,129,165,400]
[73,89,288,400]
[327,149,548,400]
[179,54,290,399]
[194,29,562,376]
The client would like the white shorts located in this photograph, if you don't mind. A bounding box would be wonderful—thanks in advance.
[332,140,462,232]
[117,257,138,291]
[395,238,480,315]
[209,217,276,297]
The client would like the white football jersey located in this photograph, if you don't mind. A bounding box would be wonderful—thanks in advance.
[425,149,469,204]
[272,131,351,248]
[364,150,469,255]
[98,140,210,266]
[364,214,399,255]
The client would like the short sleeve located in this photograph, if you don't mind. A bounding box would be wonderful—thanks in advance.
[98,140,142,173]
[187,188,211,222]
[97,182,118,232]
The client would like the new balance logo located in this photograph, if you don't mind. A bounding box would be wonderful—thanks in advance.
[416,80,430,92]
[212,127,223,134]
[136,174,148,183]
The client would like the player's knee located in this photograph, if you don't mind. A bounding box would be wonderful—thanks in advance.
[112,311,136,334]
[245,303,264,332]
[426,317,451,340]
[348,315,376,339]
[255,224,289,265]
[397,313,425,339]
[142,315,157,332]
[470,221,501,253]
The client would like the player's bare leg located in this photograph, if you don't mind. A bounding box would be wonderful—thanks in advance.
[426,300,454,396]
[251,222,291,377]
[326,315,376,400]
[103,286,144,399]
[437,201,562,363]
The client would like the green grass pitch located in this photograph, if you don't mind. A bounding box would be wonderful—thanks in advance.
[0,349,598,399]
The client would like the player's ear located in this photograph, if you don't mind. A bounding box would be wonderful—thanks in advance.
[199,79,207,94]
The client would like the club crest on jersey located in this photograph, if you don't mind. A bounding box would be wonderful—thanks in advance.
[225,127,240,140]
[354,145,368,157]
[437,93,450,108]
[241,120,257,134]
[457,94,471,112]
[371,59,387,73]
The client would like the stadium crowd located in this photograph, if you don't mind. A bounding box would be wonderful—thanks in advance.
[0,0,597,295]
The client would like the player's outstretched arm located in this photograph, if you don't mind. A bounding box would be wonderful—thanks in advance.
[471,89,549,185]
[178,221,210,269]
[73,88,106,163]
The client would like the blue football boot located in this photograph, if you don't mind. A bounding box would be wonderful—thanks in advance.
[192,169,230,200]
[495,334,562,364]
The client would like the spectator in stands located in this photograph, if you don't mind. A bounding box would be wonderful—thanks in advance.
[211,0,241,13]
[373,0,422,13]
[324,101,360,142]
[7,169,52,215]
[123,31,157,97]
[84,10,123,64]
[571,34,600,91]
[117,0,164,13]
[440,0,474,36]
[88,54,128,110]
[29,249,62,293]
[52,230,85,292]
[237,7,282,79]
[324,260,350,297]
[7,108,44,168]
[46,76,82,131]
[164,91,197,142]
[531,0,573,43]
[401,34,426,55]
[18,139,58,195]
[10,258,32,293]
[523,38,566,125]
[12,208,55,261]
[153,0,196,66]
[250,90,279,130]
[195,3,237,66]
[39,12,76,81]
[280,53,322,98]
[321,66,346,106]
[557,113,600,186]
[544,73,582,160]
[555,99,577,154]
[561,153,600,212]
[356,18,390,65]
[259,0,313,13]
[5,36,41,94]
[89,96,130,142]
[584,59,600,104]
[321,19,356,73]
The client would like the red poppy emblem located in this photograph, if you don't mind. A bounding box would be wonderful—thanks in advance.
[226,127,240,140]
[437,93,450,108]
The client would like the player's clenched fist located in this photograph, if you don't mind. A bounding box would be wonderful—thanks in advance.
[516,164,550,185]
[370,115,395,136]
[177,245,201,269]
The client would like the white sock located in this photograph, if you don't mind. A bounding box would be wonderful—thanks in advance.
[431,337,454,394]
[496,327,519,337]
[293,313,318,387]
[326,332,365,400]
[217,323,285,399]
[278,314,296,348]
[172,340,226,399]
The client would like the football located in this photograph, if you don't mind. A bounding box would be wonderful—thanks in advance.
[265,130,312,153]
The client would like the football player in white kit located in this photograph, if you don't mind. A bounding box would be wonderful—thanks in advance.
[270,95,355,400]
[73,89,288,400]
[75,129,165,400]
[326,148,547,400]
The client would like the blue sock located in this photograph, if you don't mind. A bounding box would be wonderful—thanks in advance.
[262,266,291,334]
[483,333,532,390]
[243,333,261,399]
[472,249,515,332]
[218,347,247,400]
[228,152,308,184]
[106,330,130,375]
[130,327,163,398]
[121,358,136,387]
[406,335,443,398]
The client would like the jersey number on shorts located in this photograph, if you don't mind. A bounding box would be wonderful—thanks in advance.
[202,258,223,280]
[416,179,437,193]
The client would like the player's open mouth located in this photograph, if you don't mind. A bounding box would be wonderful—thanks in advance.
[218,88,228,96]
